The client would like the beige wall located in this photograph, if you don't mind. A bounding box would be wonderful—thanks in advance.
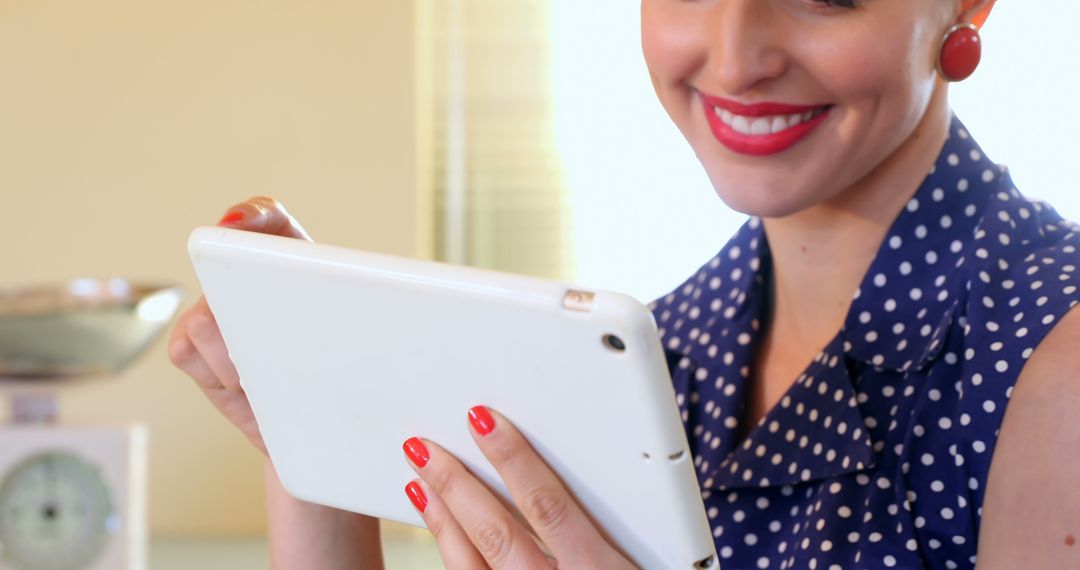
[0,0,425,535]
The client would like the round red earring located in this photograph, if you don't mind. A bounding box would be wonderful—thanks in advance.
[938,23,982,82]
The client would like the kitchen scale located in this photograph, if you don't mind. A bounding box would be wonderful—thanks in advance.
[0,279,181,570]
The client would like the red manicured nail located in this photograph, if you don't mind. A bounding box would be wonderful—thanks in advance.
[218,211,244,226]
[403,437,430,468]
[468,405,495,436]
[405,481,427,513]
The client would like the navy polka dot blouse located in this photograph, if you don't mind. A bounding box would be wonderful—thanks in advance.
[649,115,1080,569]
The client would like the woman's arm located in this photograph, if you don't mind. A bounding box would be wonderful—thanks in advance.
[265,457,385,570]
[976,308,1080,568]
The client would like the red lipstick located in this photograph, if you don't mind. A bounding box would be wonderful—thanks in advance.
[699,92,833,156]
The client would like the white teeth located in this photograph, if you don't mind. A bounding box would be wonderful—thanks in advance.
[714,107,736,127]
[715,106,827,135]
[750,118,771,135]
[732,115,751,135]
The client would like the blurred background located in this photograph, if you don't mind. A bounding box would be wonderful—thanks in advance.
[0,0,1076,568]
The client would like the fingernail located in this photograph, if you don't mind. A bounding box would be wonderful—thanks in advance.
[468,405,495,436]
[405,481,428,513]
[218,211,245,226]
[403,437,430,468]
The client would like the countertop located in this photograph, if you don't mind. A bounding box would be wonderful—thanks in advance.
[149,522,443,569]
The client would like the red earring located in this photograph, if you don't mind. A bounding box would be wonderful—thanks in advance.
[938,23,982,82]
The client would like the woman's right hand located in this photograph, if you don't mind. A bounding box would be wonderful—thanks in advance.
[168,195,311,455]
[169,197,385,569]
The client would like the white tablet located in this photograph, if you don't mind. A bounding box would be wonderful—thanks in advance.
[187,227,717,569]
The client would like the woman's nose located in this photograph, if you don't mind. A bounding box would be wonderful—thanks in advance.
[705,0,788,96]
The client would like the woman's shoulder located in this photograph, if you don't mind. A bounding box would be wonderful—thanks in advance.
[971,263,1080,567]
[955,179,1080,364]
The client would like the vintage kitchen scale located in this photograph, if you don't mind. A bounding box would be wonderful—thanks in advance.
[0,278,181,570]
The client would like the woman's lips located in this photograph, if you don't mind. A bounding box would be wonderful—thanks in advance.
[699,92,833,156]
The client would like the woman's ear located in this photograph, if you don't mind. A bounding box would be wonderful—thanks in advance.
[961,0,997,29]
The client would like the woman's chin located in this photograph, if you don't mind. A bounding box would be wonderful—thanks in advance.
[711,185,819,220]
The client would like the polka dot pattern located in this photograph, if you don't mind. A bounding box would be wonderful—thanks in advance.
[649,116,1080,568]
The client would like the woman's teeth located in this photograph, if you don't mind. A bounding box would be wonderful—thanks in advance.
[714,107,827,135]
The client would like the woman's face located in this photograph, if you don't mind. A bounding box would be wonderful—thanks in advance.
[641,0,957,218]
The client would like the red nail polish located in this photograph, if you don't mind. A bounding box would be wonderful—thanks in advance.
[403,437,430,468]
[405,481,428,513]
[468,405,495,436]
[218,211,244,226]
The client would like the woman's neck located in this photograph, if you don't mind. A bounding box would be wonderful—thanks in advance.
[761,87,953,356]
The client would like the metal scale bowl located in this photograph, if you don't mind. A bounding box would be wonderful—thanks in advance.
[0,278,182,570]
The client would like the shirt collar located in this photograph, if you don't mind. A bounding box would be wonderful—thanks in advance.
[842,117,1005,372]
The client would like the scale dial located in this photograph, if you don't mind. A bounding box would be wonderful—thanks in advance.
[0,451,117,570]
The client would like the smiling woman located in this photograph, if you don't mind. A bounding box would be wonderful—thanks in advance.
[165,0,1080,568]
[641,0,955,219]
[556,1,1080,303]
[634,0,1080,568]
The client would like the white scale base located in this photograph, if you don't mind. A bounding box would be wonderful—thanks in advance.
[0,425,147,570]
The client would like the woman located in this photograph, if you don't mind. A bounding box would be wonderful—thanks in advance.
[169,0,1080,567]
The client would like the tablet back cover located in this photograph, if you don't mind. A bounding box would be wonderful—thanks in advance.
[188,227,716,568]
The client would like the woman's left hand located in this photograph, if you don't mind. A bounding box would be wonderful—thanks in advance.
[401,405,637,569]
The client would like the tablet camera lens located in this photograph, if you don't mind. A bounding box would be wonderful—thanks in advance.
[602,334,626,352]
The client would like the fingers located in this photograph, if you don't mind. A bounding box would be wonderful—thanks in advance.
[167,320,219,391]
[168,296,242,393]
[403,438,552,569]
[465,406,622,568]
[217,195,312,241]
[405,479,491,570]
[184,297,243,393]
[168,298,223,391]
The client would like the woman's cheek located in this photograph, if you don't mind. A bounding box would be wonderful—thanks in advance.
[805,28,930,138]
[641,5,711,87]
